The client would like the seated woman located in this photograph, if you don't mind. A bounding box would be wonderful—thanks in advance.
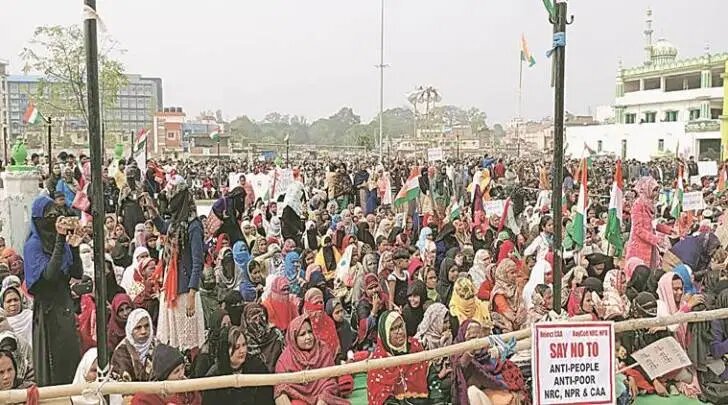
[239,259,265,303]
[274,314,349,405]
[0,350,32,391]
[527,284,553,325]
[450,320,527,405]
[106,293,133,352]
[414,303,454,404]
[325,298,356,361]
[111,308,156,382]
[449,277,491,332]
[302,288,340,354]
[566,287,598,319]
[131,344,202,405]
[0,283,33,349]
[353,273,389,350]
[72,348,123,405]
[489,259,527,333]
[402,280,427,337]
[0,322,33,384]
[203,326,274,405]
[367,311,430,405]
[240,303,284,373]
[262,276,299,332]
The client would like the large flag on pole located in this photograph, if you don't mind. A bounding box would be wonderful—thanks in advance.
[572,158,589,247]
[22,103,46,124]
[133,128,149,170]
[671,163,684,218]
[521,34,536,67]
[605,160,624,256]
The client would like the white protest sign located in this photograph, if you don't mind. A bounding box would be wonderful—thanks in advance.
[271,168,294,200]
[630,337,692,380]
[248,172,272,201]
[228,173,244,189]
[698,161,718,177]
[690,175,702,186]
[483,199,505,217]
[682,191,705,211]
[532,322,615,405]
[427,148,444,162]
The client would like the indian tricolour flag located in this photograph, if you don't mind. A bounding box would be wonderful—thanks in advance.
[394,168,421,207]
[133,128,149,170]
[210,129,221,142]
[605,160,624,256]
[22,103,44,125]
[520,34,536,67]
[671,163,684,218]
[571,157,589,247]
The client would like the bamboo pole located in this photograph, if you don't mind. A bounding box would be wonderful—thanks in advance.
[4,308,728,404]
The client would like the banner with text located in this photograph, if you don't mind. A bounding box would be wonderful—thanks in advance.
[532,322,615,405]
[427,148,444,162]
[682,191,706,211]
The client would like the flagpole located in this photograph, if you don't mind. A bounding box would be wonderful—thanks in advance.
[47,116,52,175]
[516,49,524,158]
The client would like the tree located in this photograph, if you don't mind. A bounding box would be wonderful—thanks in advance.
[20,25,127,130]
[227,115,261,145]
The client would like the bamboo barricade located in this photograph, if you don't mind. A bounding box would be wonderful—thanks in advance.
[3,308,728,404]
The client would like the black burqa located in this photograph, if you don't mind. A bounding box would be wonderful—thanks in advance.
[402,280,427,337]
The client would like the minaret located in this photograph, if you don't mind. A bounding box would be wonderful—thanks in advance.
[644,7,654,66]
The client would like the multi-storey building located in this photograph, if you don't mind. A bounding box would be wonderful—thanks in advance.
[565,8,727,161]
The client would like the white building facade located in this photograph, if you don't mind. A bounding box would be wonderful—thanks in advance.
[566,8,726,162]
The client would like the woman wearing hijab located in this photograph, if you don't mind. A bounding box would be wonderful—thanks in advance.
[415,303,453,350]
[202,326,274,405]
[490,259,527,333]
[302,288,340,355]
[284,251,303,296]
[673,264,697,296]
[131,344,202,405]
[567,287,598,318]
[111,308,156,382]
[402,280,427,337]
[240,303,283,372]
[527,284,553,325]
[261,276,299,332]
[0,284,33,349]
[625,176,670,267]
[357,222,376,250]
[0,320,34,385]
[72,348,123,405]
[24,195,83,386]
[601,270,630,321]
[353,273,388,350]
[367,311,430,405]
[656,272,690,347]
[211,187,246,245]
[315,236,341,281]
[670,232,721,282]
[325,298,356,361]
[239,259,265,303]
[626,264,653,301]
[585,253,614,282]
[437,258,458,306]
[0,350,33,392]
[274,314,349,405]
[424,267,441,304]
[450,276,492,331]
[468,249,491,291]
[151,182,205,352]
[215,247,242,299]
[524,215,553,262]
[130,258,161,325]
[120,247,150,296]
[56,167,79,210]
[450,320,527,405]
[106,293,133,352]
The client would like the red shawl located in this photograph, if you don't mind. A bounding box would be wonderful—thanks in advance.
[367,337,429,405]
[76,294,96,353]
[107,293,132,351]
[303,289,341,354]
[262,277,299,332]
[274,315,349,405]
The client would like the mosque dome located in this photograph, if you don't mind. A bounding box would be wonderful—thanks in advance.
[651,38,678,64]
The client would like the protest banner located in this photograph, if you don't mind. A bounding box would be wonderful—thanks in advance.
[682,191,705,211]
[630,337,692,380]
[690,175,702,186]
[271,168,294,200]
[698,161,718,177]
[427,148,444,162]
[532,322,615,405]
[483,199,505,216]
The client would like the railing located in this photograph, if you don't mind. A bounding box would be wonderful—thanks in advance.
[3,308,728,404]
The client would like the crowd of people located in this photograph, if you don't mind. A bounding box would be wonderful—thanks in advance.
[0,150,727,404]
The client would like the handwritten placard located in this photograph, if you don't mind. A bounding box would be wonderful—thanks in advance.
[630,337,692,380]
[484,199,506,217]
[682,191,705,211]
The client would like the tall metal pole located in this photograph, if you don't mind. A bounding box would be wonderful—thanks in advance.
[516,54,524,158]
[47,117,52,175]
[550,1,571,314]
[2,126,8,166]
[84,0,109,370]
[129,130,134,162]
[378,0,385,161]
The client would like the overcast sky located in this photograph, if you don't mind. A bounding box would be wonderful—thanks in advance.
[2,1,726,124]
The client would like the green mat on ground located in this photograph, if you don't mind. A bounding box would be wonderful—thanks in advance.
[635,395,708,405]
[350,373,368,405]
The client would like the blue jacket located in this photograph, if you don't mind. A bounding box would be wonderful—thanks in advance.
[154,217,204,294]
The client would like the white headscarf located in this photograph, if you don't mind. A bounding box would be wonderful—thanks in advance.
[80,244,94,279]
[468,249,490,291]
[0,282,33,348]
[72,348,122,405]
[523,258,551,310]
[120,247,149,294]
[124,309,154,361]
